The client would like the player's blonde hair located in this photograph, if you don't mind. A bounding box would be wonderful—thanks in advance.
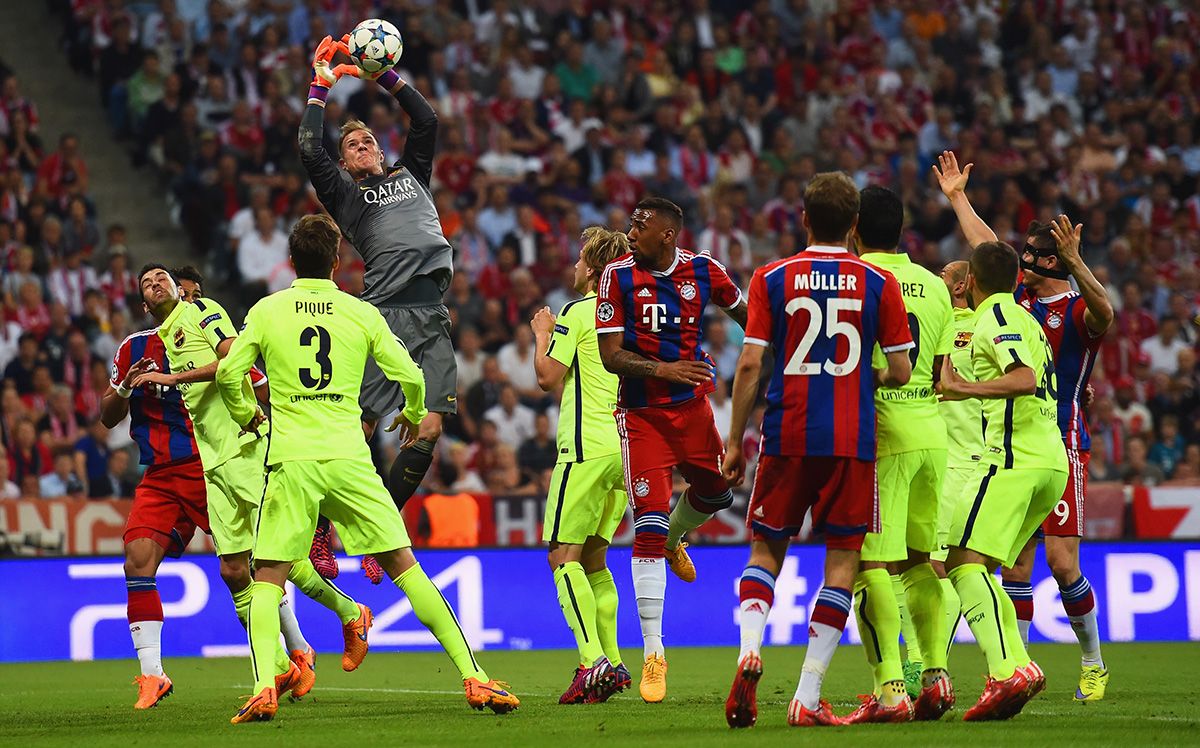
[580,226,629,277]
[338,118,375,156]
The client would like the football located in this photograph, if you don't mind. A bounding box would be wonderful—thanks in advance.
[347,18,404,75]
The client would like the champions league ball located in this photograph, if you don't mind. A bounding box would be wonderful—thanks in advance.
[348,19,404,75]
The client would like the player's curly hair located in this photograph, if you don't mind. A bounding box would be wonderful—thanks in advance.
[290,214,341,278]
[580,226,629,277]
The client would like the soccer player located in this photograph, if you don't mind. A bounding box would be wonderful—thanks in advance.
[532,227,631,705]
[216,214,519,724]
[722,172,914,728]
[298,37,453,530]
[937,241,1067,720]
[935,152,1114,701]
[596,196,747,702]
[846,185,955,723]
[132,264,374,685]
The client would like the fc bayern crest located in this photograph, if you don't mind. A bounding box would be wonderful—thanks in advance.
[680,282,697,300]
[1047,312,1062,329]
[597,301,615,323]
[633,478,651,498]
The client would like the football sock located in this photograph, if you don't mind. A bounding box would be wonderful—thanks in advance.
[988,574,1031,667]
[127,576,164,677]
[554,562,604,666]
[794,586,851,710]
[388,439,435,512]
[892,573,921,665]
[949,564,1019,680]
[737,565,776,658]
[393,563,488,681]
[587,568,622,667]
[232,581,290,674]
[901,564,948,671]
[853,568,903,695]
[665,489,730,550]
[289,557,361,623]
[1059,575,1104,667]
[247,581,285,693]
[940,577,961,655]
[1002,579,1034,645]
[631,557,666,658]
[277,593,308,654]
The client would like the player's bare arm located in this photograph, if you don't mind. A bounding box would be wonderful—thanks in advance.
[721,342,766,486]
[933,150,997,249]
[875,349,913,389]
[938,356,1035,401]
[1049,214,1114,335]
[722,299,749,330]
[531,306,568,391]
[100,356,155,428]
[598,331,713,385]
[132,337,235,389]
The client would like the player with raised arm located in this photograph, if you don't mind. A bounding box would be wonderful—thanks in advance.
[937,241,1067,721]
[596,196,748,703]
[132,265,374,686]
[531,227,632,704]
[934,151,1115,701]
[846,186,955,723]
[299,37,455,580]
[217,215,518,724]
[721,172,914,728]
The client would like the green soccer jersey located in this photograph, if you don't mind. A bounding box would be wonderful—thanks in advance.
[970,293,1067,472]
[862,252,954,457]
[216,278,427,466]
[940,307,984,468]
[158,298,259,471]
[546,294,620,463]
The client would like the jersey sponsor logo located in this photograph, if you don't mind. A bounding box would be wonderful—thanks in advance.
[173,327,185,348]
[633,477,650,498]
[554,324,569,335]
[198,313,221,329]
[1047,312,1062,329]
[679,282,697,300]
[362,176,418,206]
[993,333,1022,344]
[597,302,615,323]
[954,331,973,349]
[289,393,344,403]
[641,303,696,332]
[637,288,652,298]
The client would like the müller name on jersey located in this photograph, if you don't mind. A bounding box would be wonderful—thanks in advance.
[795,272,858,291]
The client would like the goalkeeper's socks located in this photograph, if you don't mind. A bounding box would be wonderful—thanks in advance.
[794,586,851,710]
[854,568,904,693]
[901,564,948,671]
[940,577,961,655]
[289,557,361,623]
[1060,575,1104,667]
[631,556,666,658]
[665,488,732,550]
[737,565,776,659]
[587,568,622,668]
[949,564,1019,680]
[554,562,604,665]
[277,593,309,654]
[387,439,436,512]
[247,581,285,693]
[127,576,164,677]
[1001,579,1034,645]
[892,573,920,664]
[394,562,488,681]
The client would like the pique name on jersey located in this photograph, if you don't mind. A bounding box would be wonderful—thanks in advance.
[296,300,334,316]
[795,272,857,291]
[362,176,418,206]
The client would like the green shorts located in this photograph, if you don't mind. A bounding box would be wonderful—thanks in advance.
[948,463,1067,568]
[542,453,628,545]
[254,456,411,563]
[205,437,268,557]
[931,464,977,563]
[861,448,946,563]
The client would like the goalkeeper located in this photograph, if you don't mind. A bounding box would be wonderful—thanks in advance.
[298,36,454,567]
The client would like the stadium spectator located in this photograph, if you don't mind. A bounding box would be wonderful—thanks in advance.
[0,445,18,499]
[39,451,85,499]
[484,384,536,448]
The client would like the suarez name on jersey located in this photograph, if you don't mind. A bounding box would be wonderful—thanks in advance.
[110,329,198,466]
[1017,286,1104,450]
[596,248,742,409]
[744,246,912,461]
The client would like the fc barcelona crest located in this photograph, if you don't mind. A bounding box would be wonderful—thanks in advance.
[953,330,973,349]
[174,327,185,348]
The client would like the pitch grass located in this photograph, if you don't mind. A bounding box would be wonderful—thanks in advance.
[0,643,1196,747]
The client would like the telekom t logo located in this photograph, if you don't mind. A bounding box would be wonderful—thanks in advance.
[641,303,668,332]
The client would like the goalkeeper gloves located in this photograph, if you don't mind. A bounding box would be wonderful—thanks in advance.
[309,34,356,102]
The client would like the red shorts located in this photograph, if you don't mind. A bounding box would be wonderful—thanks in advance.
[747,454,879,550]
[124,456,209,557]
[1042,448,1088,537]
[615,396,729,514]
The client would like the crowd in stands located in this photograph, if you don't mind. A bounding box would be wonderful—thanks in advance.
[0,0,1197,514]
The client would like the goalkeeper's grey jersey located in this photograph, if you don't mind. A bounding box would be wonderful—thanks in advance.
[298,86,452,305]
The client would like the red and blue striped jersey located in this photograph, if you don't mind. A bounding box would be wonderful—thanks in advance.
[110,329,199,467]
[596,248,743,409]
[1017,286,1105,451]
[744,247,912,460]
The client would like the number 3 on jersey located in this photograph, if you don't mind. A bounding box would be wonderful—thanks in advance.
[784,297,862,376]
[299,325,333,390]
